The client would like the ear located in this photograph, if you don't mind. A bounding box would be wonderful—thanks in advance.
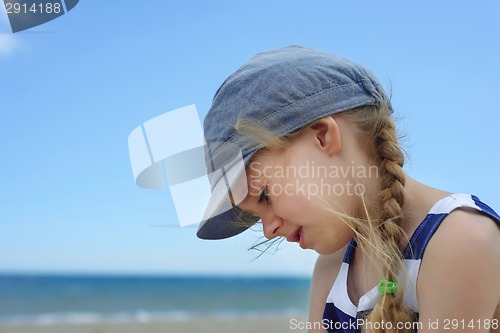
[309,117,342,156]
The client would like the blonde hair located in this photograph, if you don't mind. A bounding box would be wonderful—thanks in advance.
[235,102,417,333]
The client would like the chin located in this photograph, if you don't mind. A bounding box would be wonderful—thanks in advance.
[313,246,336,256]
[314,242,347,256]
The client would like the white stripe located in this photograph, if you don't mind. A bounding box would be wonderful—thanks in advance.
[357,286,378,312]
[403,259,420,312]
[326,263,358,317]
[327,259,423,315]
[428,194,478,214]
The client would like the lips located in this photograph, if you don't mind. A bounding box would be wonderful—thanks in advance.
[287,227,302,243]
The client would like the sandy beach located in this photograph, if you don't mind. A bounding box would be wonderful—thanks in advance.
[0,316,307,333]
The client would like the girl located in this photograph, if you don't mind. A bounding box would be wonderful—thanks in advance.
[197,46,500,333]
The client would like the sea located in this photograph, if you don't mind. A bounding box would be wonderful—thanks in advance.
[0,274,311,326]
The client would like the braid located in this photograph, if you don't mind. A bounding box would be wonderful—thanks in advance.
[375,114,406,276]
[363,107,415,333]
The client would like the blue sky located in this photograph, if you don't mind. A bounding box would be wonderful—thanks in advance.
[1,1,499,276]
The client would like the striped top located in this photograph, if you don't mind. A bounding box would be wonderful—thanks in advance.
[322,194,500,333]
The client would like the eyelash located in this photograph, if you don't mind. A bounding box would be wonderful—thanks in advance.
[257,185,270,205]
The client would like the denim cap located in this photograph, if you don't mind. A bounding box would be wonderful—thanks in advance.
[197,45,391,240]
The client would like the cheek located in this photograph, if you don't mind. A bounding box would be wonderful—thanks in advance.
[311,216,355,255]
[275,189,320,224]
[270,184,307,220]
[285,180,324,218]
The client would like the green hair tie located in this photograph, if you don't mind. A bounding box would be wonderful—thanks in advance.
[379,280,398,296]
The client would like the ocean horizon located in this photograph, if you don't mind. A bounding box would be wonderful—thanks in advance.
[0,273,311,326]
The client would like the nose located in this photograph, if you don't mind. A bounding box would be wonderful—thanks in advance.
[261,214,283,240]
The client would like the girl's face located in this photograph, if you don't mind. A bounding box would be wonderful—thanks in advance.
[238,117,369,255]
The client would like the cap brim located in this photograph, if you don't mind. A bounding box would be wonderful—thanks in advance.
[196,150,259,240]
[197,207,259,239]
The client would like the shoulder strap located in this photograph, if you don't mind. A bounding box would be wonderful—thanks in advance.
[403,194,500,260]
[342,239,357,264]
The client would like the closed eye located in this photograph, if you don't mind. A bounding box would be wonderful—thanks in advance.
[257,185,270,205]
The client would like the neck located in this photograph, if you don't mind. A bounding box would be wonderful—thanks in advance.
[353,173,451,248]
[400,176,451,239]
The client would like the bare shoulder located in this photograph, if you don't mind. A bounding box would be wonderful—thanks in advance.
[424,208,500,262]
[308,247,346,333]
[417,208,500,332]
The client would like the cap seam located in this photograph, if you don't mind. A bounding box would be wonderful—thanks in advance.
[258,80,374,124]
